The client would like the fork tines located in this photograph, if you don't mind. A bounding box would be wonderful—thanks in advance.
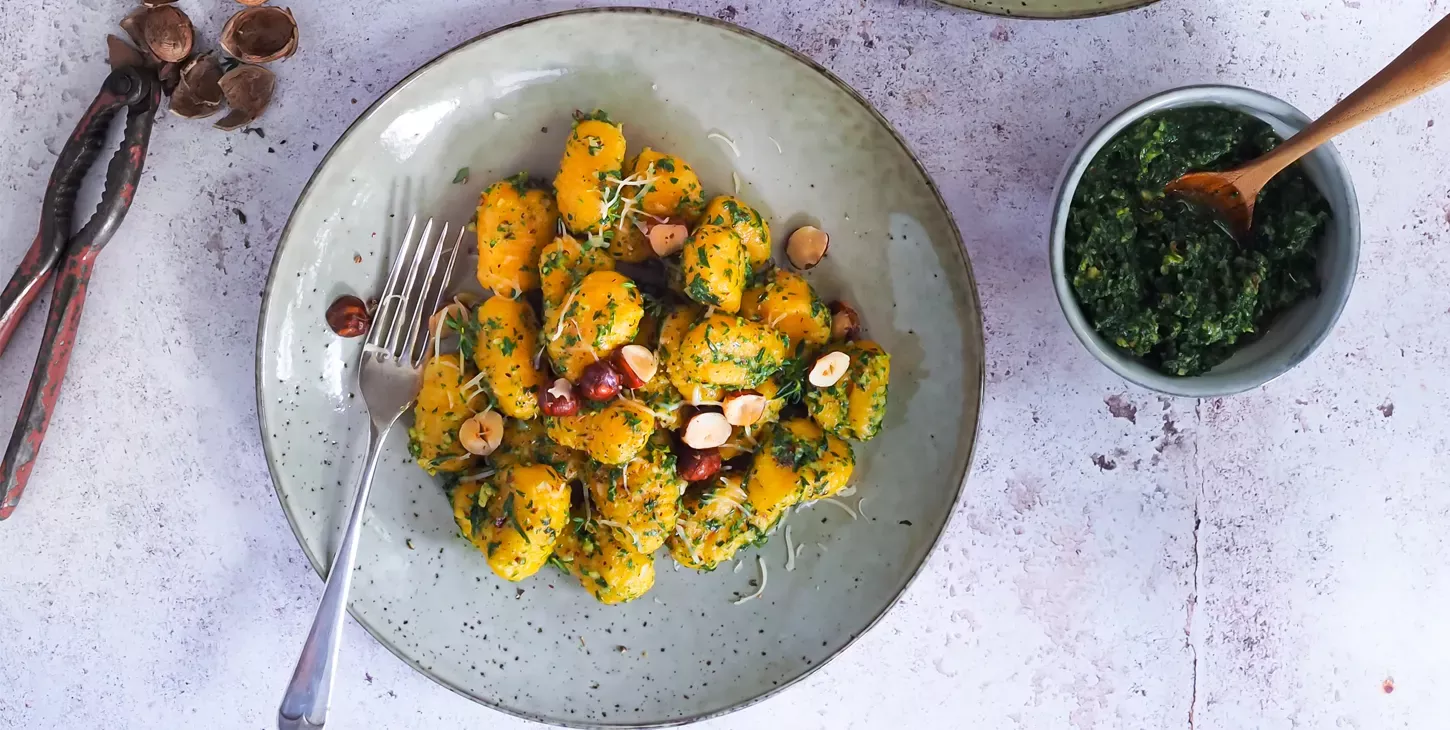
[366,216,466,367]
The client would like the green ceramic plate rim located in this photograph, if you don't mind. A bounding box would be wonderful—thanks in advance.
[932,0,1160,20]
[255,6,987,728]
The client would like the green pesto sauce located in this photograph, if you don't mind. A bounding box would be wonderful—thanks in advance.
[1066,108,1330,376]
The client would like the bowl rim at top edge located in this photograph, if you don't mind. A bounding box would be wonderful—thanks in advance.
[932,0,1161,20]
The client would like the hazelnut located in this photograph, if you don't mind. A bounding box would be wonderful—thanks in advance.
[578,361,622,402]
[459,410,504,457]
[613,345,658,388]
[326,295,370,337]
[786,226,830,270]
[676,446,722,482]
[722,391,768,427]
[647,223,689,257]
[808,351,851,388]
[539,378,580,416]
[682,411,732,450]
[829,301,862,341]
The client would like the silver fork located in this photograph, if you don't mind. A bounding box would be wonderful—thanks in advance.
[278,217,464,730]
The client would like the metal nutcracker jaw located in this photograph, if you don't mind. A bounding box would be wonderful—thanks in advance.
[0,66,160,519]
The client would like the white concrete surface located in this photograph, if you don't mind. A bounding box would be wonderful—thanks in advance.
[0,0,1446,728]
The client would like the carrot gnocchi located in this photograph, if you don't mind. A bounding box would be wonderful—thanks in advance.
[410,109,891,605]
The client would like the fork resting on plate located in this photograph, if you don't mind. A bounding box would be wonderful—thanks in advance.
[277,217,463,730]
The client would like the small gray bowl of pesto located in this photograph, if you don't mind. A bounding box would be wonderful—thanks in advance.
[1050,85,1360,397]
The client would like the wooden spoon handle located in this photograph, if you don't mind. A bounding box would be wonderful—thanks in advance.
[1249,13,1450,186]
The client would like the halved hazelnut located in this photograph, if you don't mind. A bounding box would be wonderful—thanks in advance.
[459,410,504,456]
[808,351,851,388]
[676,446,722,482]
[787,226,829,270]
[142,5,194,64]
[540,378,580,416]
[647,223,688,257]
[722,391,767,427]
[829,301,862,341]
[578,360,622,402]
[682,411,732,450]
[613,345,658,388]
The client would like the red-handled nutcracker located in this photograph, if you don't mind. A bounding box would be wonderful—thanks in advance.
[0,65,160,519]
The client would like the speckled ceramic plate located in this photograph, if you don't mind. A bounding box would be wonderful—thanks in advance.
[935,0,1158,19]
[258,8,983,727]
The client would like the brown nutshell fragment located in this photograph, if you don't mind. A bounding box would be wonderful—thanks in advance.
[169,54,224,120]
[118,8,159,65]
[214,64,277,131]
[106,35,147,71]
[235,0,269,5]
[141,5,194,63]
[221,7,300,64]
[157,61,181,96]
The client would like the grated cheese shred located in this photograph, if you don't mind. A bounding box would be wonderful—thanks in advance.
[708,132,741,158]
[732,556,768,605]
[817,497,859,520]
[784,525,796,572]
[597,519,643,551]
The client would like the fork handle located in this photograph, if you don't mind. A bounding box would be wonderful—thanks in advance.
[278,421,390,730]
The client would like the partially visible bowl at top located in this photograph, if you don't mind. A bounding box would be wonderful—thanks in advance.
[933,0,1159,19]
[1049,85,1361,398]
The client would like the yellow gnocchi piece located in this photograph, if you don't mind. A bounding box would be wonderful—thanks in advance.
[554,521,656,605]
[680,224,749,312]
[473,295,547,420]
[475,175,559,296]
[497,418,586,483]
[408,355,488,475]
[740,269,831,355]
[609,215,654,263]
[630,148,706,221]
[744,418,855,531]
[587,435,684,553]
[633,371,684,430]
[670,312,790,389]
[806,340,891,441]
[702,196,772,271]
[544,398,656,465]
[669,473,755,571]
[451,480,491,551]
[543,412,589,452]
[543,270,644,382]
[538,234,615,313]
[554,112,626,235]
[657,303,724,404]
[475,463,571,582]
[581,399,656,465]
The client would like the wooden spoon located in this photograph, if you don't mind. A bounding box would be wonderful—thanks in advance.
[1166,14,1450,239]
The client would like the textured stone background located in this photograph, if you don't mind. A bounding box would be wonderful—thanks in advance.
[0,0,1447,728]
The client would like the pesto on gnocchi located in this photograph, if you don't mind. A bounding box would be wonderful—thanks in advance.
[404,109,892,604]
